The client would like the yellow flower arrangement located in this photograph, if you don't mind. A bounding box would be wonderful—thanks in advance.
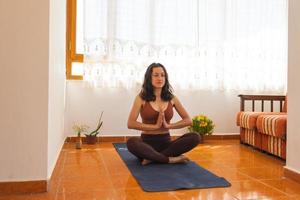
[189,114,215,135]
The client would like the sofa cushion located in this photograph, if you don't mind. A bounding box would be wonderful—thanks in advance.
[256,114,287,138]
[236,112,277,129]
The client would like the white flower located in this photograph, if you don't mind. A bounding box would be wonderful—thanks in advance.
[72,123,89,136]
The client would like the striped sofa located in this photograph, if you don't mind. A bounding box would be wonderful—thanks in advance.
[236,95,287,159]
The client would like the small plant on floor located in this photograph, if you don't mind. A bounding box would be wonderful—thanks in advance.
[84,111,104,144]
[189,114,215,136]
[72,124,89,137]
[72,123,89,149]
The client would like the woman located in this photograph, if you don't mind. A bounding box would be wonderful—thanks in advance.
[127,63,199,165]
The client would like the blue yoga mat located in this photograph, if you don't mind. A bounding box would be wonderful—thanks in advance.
[113,143,231,192]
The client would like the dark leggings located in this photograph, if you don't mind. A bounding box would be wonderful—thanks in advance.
[126,132,199,163]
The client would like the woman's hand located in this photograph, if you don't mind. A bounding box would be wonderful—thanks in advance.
[155,110,164,129]
[162,115,171,129]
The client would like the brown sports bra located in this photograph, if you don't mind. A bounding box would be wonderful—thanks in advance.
[140,101,174,124]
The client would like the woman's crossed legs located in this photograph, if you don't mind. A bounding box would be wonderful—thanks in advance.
[126,132,199,165]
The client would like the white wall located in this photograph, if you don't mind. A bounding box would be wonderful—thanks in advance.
[0,0,65,182]
[65,81,283,136]
[286,0,300,173]
[48,0,66,178]
[0,0,49,181]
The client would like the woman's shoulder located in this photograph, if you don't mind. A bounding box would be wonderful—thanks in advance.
[170,95,179,105]
[134,94,146,106]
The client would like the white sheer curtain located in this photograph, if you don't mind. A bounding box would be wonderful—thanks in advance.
[83,0,287,92]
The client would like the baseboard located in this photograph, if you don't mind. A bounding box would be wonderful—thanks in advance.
[284,167,300,184]
[66,136,127,143]
[66,134,240,143]
[0,180,47,195]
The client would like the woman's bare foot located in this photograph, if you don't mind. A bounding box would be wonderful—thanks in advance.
[141,159,152,165]
[168,155,190,164]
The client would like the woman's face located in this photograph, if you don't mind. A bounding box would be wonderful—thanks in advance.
[151,67,165,88]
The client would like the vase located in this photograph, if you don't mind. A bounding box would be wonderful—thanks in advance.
[75,136,82,149]
[86,135,97,144]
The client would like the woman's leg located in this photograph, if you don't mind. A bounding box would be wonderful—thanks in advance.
[126,137,169,163]
[161,132,199,157]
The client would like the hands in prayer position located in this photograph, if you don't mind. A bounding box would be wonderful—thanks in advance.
[156,109,171,129]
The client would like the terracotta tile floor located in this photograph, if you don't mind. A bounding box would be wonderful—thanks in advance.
[2,139,300,200]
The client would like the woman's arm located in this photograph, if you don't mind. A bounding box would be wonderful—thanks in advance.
[127,95,163,131]
[163,96,192,129]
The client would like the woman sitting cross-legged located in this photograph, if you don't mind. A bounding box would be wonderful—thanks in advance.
[127,62,199,165]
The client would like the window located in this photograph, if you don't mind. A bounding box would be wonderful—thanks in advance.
[66,0,84,80]
[66,0,287,92]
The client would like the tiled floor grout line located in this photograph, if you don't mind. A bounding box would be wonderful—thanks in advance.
[53,150,68,200]
[231,194,241,200]
[236,167,292,197]
[97,149,120,198]
[169,192,181,200]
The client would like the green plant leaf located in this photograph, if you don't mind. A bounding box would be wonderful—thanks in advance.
[87,111,104,136]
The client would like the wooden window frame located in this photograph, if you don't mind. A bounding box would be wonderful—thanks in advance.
[66,0,83,80]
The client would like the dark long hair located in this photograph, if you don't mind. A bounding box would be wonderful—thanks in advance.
[139,63,173,101]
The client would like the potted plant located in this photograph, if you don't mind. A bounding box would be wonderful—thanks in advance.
[84,111,104,144]
[72,123,89,149]
[188,114,215,143]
